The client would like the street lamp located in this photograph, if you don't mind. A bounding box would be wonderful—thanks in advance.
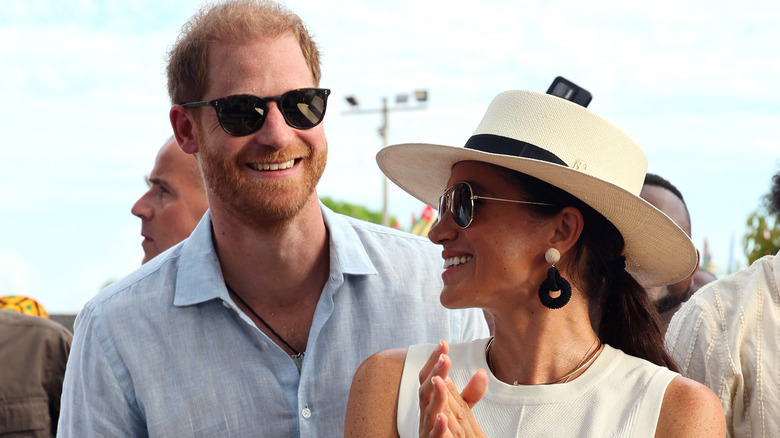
[343,90,429,227]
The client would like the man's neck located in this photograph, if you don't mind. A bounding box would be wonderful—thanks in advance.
[211,198,330,304]
[209,198,330,355]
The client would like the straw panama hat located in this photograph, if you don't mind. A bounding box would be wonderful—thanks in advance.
[377,89,697,287]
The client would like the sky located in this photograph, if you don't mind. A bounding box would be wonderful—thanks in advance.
[1,0,779,314]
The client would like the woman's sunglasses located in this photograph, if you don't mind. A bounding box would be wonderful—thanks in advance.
[182,88,331,137]
[438,181,555,228]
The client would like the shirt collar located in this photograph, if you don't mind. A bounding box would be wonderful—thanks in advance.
[173,211,229,307]
[320,202,377,277]
[173,204,378,307]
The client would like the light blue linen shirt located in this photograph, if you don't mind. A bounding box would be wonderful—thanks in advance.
[58,205,488,437]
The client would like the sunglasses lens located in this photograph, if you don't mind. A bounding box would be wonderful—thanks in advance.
[451,182,473,228]
[280,89,329,129]
[438,193,448,222]
[218,95,267,136]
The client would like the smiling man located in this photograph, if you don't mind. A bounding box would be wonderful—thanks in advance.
[131,136,208,264]
[57,1,487,436]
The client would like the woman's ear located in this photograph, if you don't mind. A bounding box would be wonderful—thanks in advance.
[170,105,199,155]
[549,206,584,255]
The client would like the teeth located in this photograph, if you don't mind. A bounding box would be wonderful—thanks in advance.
[249,160,295,171]
[443,255,472,269]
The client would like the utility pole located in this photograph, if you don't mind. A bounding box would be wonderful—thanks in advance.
[343,90,428,226]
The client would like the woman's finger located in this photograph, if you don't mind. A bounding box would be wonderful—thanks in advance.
[440,371,486,438]
[460,369,488,409]
[418,340,449,385]
[428,413,451,438]
[420,374,451,437]
[419,349,452,408]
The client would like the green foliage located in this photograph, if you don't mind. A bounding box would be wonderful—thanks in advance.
[320,197,399,228]
[743,208,780,265]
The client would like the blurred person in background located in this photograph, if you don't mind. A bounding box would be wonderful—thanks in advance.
[666,169,780,437]
[131,135,208,264]
[692,268,716,294]
[1,297,72,437]
[639,173,698,333]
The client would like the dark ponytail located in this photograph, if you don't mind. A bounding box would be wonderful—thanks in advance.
[576,208,678,371]
[513,172,678,371]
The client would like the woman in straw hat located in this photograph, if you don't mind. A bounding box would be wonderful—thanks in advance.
[344,90,725,437]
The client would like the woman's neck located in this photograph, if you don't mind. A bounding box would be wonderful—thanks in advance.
[487,301,599,385]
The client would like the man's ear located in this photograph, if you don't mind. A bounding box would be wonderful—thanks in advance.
[684,249,701,297]
[170,105,199,155]
[549,206,584,256]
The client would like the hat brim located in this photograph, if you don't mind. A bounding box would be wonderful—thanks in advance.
[377,143,697,287]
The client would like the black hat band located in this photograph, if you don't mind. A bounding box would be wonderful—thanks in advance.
[464,134,568,167]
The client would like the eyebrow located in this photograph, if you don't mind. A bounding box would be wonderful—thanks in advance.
[463,180,489,194]
[146,176,171,191]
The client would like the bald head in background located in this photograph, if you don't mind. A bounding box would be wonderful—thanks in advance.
[641,173,699,331]
[131,136,208,264]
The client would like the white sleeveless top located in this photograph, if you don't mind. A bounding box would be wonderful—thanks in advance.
[398,338,677,438]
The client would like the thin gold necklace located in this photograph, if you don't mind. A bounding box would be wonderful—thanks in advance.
[485,336,603,385]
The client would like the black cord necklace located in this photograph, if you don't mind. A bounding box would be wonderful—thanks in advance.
[225,282,303,359]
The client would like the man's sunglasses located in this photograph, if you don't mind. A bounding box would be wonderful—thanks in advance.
[182,88,331,137]
[438,181,555,229]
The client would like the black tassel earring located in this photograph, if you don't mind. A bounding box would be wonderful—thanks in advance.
[538,248,572,309]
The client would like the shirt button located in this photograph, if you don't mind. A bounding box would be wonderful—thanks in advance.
[222,301,231,308]
[301,407,311,419]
